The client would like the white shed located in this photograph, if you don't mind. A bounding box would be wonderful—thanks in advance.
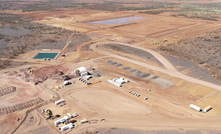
[74,67,88,77]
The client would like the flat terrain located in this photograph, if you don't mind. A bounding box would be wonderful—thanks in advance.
[1,3,221,134]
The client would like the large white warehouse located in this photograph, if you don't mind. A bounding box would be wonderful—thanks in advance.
[74,67,88,77]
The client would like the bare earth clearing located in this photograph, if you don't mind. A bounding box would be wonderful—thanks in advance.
[1,3,221,134]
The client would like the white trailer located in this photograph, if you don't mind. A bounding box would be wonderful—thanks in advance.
[54,115,69,126]
[55,99,64,105]
[107,80,122,87]
[107,80,114,84]
[190,104,201,112]
[113,82,122,87]
[203,106,212,113]
[61,123,73,131]
[81,119,88,124]
[115,78,125,84]
[63,81,69,86]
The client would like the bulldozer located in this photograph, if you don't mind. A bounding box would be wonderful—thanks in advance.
[45,109,53,120]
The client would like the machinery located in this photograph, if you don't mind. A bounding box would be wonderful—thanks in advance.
[62,75,70,81]
[64,119,70,125]
[45,109,53,120]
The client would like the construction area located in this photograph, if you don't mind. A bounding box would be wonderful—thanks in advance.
[0,1,221,134]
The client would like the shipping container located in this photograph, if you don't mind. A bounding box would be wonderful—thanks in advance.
[203,106,212,113]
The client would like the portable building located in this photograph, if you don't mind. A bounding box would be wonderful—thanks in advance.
[81,119,88,124]
[114,82,121,87]
[73,113,78,117]
[63,81,69,86]
[108,79,122,87]
[107,80,114,84]
[85,75,92,80]
[54,115,69,126]
[203,106,212,113]
[124,79,129,82]
[59,118,66,123]
[190,104,201,112]
[115,79,125,84]
[55,99,64,105]
[54,120,61,126]
[67,113,72,118]
[63,115,69,120]
[61,123,73,131]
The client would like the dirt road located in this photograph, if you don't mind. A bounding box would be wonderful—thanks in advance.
[90,42,221,91]
[0,58,56,65]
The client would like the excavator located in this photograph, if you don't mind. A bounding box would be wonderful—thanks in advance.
[45,109,53,120]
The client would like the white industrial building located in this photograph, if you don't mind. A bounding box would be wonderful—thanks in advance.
[61,123,73,131]
[54,115,69,126]
[107,77,129,87]
[74,67,88,77]
[107,79,122,87]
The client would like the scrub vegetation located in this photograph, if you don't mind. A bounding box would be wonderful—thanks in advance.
[0,13,90,60]
[158,29,221,81]
[0,0,221,21]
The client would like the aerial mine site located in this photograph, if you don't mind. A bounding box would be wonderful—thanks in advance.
[1,0,221,134]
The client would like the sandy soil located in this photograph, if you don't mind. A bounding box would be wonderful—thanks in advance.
[114,15,197,36]
[1,7,221,134]
[0,75,47,107]
[70,89,151,115]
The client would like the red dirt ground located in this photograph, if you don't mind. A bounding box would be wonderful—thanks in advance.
[22,9,103,20]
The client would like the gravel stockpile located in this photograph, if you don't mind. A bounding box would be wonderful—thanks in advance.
[103,43,163,67]
[115,63,122,67]
[136,70,142,73]
[134,72,150,78]
[141,73,150,78]
[121,66,131,70]
[110,62,117,65]
[152,75,159,79]
[127,68,137,72]
[105,60,112,63]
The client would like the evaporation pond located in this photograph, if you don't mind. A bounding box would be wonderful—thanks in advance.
[87,16,144,25]
[33,52,58,59]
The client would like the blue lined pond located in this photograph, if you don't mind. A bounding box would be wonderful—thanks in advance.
[33,52,58,59]
[87,16,144,25]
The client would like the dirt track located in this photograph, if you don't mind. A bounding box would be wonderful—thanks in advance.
[0,58,56,65]
[90,41,221,91]
[2,8,221,134]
